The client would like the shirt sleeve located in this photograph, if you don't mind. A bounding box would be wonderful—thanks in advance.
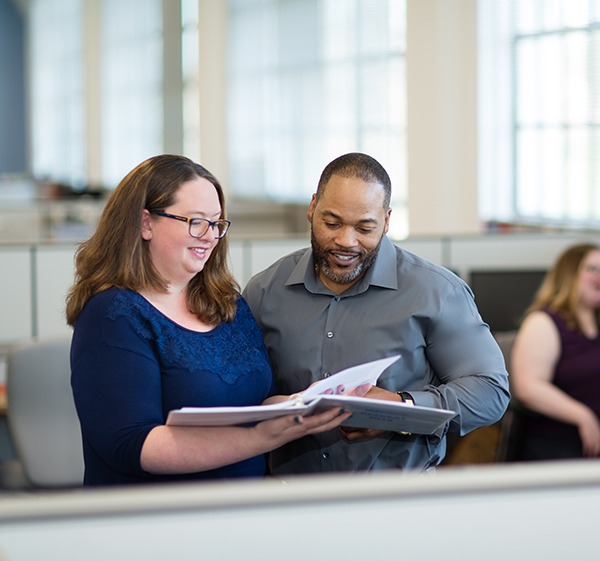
[411,280,511,437]
[71,303,162,479]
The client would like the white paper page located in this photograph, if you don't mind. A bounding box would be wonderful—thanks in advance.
[168,401,309,426]
[300,355,400,402]
[177,400,298,414]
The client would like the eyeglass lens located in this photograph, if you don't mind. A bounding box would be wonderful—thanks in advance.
[190,218,229,239]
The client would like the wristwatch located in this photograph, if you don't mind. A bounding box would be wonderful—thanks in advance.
[396,391,414,436]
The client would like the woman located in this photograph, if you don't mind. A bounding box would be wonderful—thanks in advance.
[66,154,350,486]
[511,243,600,460]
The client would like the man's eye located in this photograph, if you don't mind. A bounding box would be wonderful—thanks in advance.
[357,228,375,234]
[324,222,340,229]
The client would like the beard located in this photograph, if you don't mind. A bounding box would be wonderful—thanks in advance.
[311,230,382,286]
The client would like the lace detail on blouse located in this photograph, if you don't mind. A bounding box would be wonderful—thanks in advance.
[106,290,268,385]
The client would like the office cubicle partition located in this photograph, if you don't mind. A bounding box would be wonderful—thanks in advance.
[0,460,597,560]
[1,232,599,345]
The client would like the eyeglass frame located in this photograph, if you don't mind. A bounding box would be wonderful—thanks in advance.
[149,210,231,239]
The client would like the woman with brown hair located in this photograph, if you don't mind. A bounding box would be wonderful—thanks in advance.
[67,154,349,486]
[511,243,600,460]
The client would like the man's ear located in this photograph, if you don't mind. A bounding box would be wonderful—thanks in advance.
[383,207,392,235]
[141,209,153,240]
[307,194,317,223]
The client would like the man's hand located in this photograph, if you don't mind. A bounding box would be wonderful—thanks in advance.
[339,386,403,441]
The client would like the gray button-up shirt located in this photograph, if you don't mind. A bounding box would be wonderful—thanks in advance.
[243,237,510,474]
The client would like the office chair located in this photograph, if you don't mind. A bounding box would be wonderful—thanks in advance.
[6,335,84,488]
[493,330,532,462]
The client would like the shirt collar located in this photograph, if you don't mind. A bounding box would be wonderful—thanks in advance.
[285,236,398,294]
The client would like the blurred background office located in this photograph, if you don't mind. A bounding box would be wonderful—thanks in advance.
[2,0,598,243]
[0,0,599,473]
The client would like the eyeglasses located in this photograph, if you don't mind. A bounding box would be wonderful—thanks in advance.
[150,210,231,239]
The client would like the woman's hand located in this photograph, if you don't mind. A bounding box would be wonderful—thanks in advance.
[577,408,600,457]
[258,382,374,445]
[254,406,351,447]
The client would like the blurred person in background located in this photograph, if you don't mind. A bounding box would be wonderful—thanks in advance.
[511,243,600,460]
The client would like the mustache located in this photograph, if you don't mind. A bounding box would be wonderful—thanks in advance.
[326,247,362,256]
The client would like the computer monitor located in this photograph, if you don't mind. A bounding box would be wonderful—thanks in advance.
[468,270,547,332]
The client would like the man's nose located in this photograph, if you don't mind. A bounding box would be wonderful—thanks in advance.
[334,226,359,247]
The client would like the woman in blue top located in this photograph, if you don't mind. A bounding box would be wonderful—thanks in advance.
[66,155,350,486]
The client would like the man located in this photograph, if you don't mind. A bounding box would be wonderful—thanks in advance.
[243,152,510,475]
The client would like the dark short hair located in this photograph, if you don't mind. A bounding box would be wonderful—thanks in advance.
[316,152,391,209]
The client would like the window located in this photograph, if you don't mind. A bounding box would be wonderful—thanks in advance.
[227,0,407,238]
[100,0,163,188]
[29,0,407,231]
[479,0,600,228]
[182,0,201,160]
[30,0,86,188]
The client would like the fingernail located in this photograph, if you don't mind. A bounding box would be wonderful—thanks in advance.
[339,408,345,414]
[294,416,300,424]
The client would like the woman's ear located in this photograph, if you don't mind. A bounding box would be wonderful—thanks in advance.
[141,209,153,240]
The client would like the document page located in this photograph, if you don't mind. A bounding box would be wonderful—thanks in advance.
[299,355,400,400]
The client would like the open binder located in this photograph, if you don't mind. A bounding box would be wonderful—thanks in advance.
[166,355,456,435]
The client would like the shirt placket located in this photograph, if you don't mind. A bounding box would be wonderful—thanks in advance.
[319,295,343,468]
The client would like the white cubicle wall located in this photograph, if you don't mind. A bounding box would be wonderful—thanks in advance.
[1,232,600,345]
[0,460,598,560]
[0,247,33,343]
[0,245,78,344]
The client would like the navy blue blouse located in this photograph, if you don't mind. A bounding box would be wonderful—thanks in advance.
[70,288,275,486]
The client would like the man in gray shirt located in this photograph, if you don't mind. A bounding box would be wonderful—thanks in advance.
[243,152,510,475]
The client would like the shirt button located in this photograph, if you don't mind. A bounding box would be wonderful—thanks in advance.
[322,451,329,459]
[334,297,341,302]
[327,331,334,338]
[323,372,331,378]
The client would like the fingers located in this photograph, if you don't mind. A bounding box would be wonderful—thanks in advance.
[579,418,600,457]
[293,407,351,434]
[347,383,372,397]
[339,427,362,441]
[580,435,600,457]
[583,440,600,457]
[585,436,600,457]
[339,426,382,441]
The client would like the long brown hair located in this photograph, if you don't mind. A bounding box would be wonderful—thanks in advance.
[525,243,600,331]
[66,154,239,326]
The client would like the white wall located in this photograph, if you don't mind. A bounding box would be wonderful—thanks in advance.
[407,0,479,236]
